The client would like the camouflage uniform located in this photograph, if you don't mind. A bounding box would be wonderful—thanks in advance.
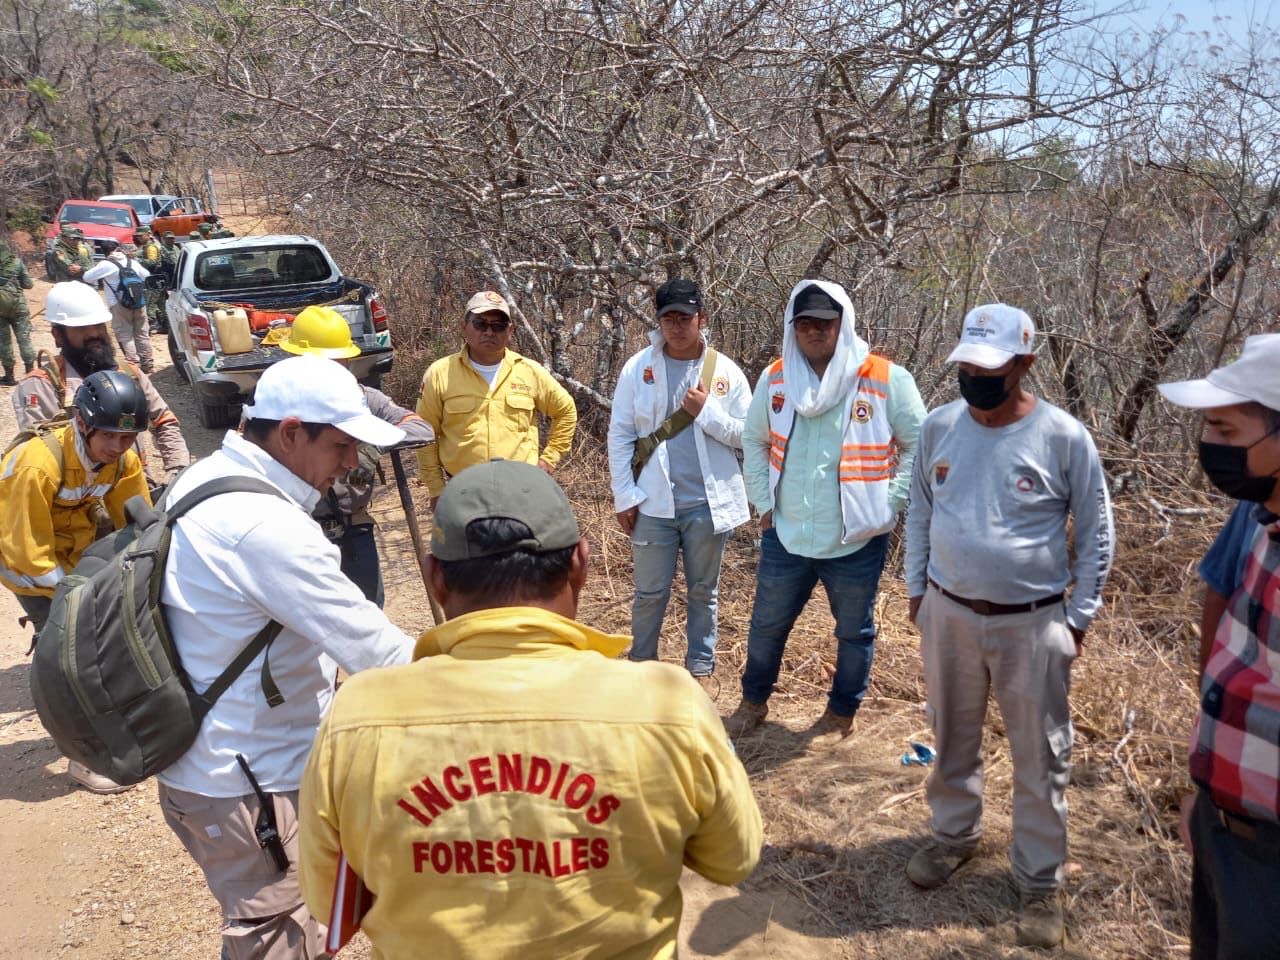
[0,244,35,382]
[136,233,166,331]
[48,233,92,283]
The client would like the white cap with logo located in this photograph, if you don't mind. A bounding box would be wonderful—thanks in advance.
[242,354,406,447]
[465,291,511,318]
[1158,334,1280,412]
[946,304,1037,369]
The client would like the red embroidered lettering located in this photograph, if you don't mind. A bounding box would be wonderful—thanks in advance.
[589,837,609,869]
[413,842,431,873]
[496,838,515,874]
[564,773,595,810]
[549,762,571,800]
[497,753,523,791]
[515,837,535,872]
[410,776,453,820]
[442,765,473,802]
[397,797,433,827]
[586,794,621,825]
[532,841,552,877]
[454,840,476,874]
[550,839,570,880]
[431,842,452,873]
[571,836,589,872]
[527,756,552,794]
[469,756,497,795]
[476,838,496,874]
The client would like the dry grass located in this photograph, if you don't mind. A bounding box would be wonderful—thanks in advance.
[555,437,1212,959]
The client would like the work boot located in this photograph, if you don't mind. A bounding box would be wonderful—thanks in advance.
[0,368,14,386]
[68,760,134,795]
[1016,889,1065,949]
[806,708,854,746]
[906,839,976,889]
[723,698,768,738]
[692,672,721,701]
[23,360,34,373]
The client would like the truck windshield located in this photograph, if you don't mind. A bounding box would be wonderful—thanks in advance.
[194,246,332,291]
[60,204,133,227]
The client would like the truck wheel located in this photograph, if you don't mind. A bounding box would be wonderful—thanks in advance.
[196,400,236,429]
[168,331,190,383]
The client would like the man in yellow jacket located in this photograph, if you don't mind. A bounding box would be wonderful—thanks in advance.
[416,291,577,507]
[0,369,150,794]
[299,460,762,959]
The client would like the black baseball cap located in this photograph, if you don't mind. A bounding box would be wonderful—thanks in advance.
[654,279,703,316]
[431,460,581,561]
[791,284,842,321]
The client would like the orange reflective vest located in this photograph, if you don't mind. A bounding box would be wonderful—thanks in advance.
[764,353,898,543]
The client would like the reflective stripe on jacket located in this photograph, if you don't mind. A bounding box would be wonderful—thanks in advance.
[765,353,897,543]
[0,424,148,597]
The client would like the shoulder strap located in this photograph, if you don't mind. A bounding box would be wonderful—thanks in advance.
[630,346,718,481]
[163,475,292,715]
[39,430,64,477]
[163,475,289,526]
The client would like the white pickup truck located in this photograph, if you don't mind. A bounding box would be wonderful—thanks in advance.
[155,235,394,427]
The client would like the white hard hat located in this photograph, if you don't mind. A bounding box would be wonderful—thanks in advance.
[46,282,111,327]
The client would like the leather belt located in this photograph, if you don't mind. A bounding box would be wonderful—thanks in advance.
[928,579,1063,617]
[1216,805,1258,842]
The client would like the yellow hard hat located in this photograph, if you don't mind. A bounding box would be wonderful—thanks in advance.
[280,305,360,359]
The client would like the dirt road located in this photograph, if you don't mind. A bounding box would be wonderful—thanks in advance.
[0,274,822,959]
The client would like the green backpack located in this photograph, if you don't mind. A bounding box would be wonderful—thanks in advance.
[29,477,288,785]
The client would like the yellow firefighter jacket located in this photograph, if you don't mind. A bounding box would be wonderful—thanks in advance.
[415,349,578,496]
[0,424,148,598]
[299,606,762,960]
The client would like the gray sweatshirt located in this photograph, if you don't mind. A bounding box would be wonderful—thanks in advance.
[904,397,1114,631]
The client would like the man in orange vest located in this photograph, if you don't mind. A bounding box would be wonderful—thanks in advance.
[726,281,925,743]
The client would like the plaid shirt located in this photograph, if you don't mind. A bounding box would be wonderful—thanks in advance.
[1191,506,1280,821]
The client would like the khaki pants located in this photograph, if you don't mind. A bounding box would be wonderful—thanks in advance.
[919,585,1076,893]
[110,301,153,372]
[159,783,329,960]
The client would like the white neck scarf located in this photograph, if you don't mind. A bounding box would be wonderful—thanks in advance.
[780,279,868,417]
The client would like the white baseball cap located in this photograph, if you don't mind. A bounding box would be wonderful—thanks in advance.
[242,355,406,446]
[946,304,1037,369]
[465,291,510,318]
[1158,334,1280,412]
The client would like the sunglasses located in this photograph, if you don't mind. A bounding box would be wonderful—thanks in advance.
[470,319,510,333]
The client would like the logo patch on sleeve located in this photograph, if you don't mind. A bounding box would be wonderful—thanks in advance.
[853,399,873,423]
[934,461,950,486]
[711,376,729,397]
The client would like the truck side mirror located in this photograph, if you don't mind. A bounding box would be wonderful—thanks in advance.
[41,213,53,223]
[144,274,169,291]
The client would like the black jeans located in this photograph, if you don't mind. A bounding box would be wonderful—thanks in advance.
[1190,789,1280,959]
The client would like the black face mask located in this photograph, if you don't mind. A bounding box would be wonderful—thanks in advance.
[1199,432,1280,503]
[958,369,1012,411]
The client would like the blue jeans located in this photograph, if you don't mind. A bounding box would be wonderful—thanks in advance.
[629,504,729,675]
[337,523,385,608]
[741,528,889,716]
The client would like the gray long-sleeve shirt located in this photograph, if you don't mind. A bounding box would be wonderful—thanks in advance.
[904,397,1114,631]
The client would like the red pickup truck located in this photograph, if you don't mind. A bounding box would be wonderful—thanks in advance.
[42,199,141,264]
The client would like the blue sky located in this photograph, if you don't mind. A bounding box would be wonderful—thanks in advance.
[1095,0,1277,45]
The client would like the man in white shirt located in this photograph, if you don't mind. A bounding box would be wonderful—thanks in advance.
[158,354,416,960]
[607,279,751,685]
[82,242,153,373]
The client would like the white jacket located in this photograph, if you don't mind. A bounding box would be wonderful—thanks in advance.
[83,254,150,308]
[608,330,751,534]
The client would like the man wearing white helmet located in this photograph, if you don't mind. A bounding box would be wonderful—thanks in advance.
[156,354,416,960]
[12,282,190,480]
[903,304,1115,948]
[83,242,153,373]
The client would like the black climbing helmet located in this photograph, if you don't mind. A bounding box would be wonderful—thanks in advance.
[74,371,149,433]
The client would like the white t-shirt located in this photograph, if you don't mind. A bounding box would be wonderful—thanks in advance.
[82,256,150,308]
[158,431,414,796]
[469,358,503,389]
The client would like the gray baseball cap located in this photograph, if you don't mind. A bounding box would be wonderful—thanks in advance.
[431,460,580,561]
